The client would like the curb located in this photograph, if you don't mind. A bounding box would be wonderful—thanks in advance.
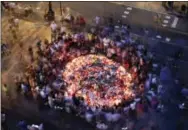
[111,2,169,15]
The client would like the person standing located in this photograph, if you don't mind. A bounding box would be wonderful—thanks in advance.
[95,16,100,30]
[79,15,86,29]
[36,39,43,56]
[28,46,34,62]
[17,120,28,130]
[48,94,54,108]
[14,18,19,29]
[2,84,9,98]
[1,113,8,130]
[50,21,58,42]
[14,76,21,93]
[1,2,9,10]
[103,37,110,53]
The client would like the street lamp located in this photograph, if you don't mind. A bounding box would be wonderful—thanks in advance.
[44,1,55,21]
[60,2,62,16]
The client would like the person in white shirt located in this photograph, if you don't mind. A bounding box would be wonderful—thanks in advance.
[157,84,163,94]
[85,112,93,122]
[40,90,46,99]
[145,79,151,90]
[60,26,67,34]
[38,123,43,130]
[151,75,157,85]
[65,13,71,21]
[21,83,28,93]
[14,18,19,28]
[130,102,136,110]
[53,42,60,50]
[105,112,112,122]
[50,21,58,41]
[115,41,123,48]
[95,16,100,26]
[124,106,130,113]
[103,37,110,52]
[50,47,55,55]
[48,95,54,108]
[50,21,57,32]
[111,113,121,122]
[8,2,16,9]
[96,122,108,130]
[107,48,115,58]
[73,33,79,42]
[45,86,51,95]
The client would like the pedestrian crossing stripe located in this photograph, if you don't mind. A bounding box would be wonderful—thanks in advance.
[165,37,171,42]
[162,24,167,27]
[163,20,168,24]
[171,17,179,28]
[156,35,162,39]
[124,11,130,15]
[127,7,132,10]
[122,15,127,18]
[115,26,120,29]
[165,16,171,19]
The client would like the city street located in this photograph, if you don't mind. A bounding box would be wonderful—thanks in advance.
[1,4,94,129]
[1,2,188,130]
[16,2,188,45]
[58,2,188,44]
[49,1,188,82]
[2,107,60,130]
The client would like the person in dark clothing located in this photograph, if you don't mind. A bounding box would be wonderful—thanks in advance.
[72,94,80,107]
[128,108,137,121]
[1,2,10,11]
[108,15,114,26]
[37,40,43,57]
[17,120,28,130]
[36,94,45,111]
[1,113,8,130]
[28,46,34,62]
[176,117,185,130]
[15,77,21,93]
[37,40,42,50]
[174,48,183,60]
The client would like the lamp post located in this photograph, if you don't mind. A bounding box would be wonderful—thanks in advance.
[60,1,62,16]
[45,1,55,21]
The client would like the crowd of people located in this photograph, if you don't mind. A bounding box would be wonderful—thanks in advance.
[2,2,187,130]
[16,120,43,130]
[10,16,168,130]
[1,111,44,130]
[2,4,177,129]
[63,54,138,108]
[2,1,33,17]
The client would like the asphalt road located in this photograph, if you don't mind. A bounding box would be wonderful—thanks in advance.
[17,2,188,45]
[1,107,60,130]
[55,1,188,82]
[2,2,188,130]
[1,95,95,130]
[176,17,188,33]
[55,2,188,45]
